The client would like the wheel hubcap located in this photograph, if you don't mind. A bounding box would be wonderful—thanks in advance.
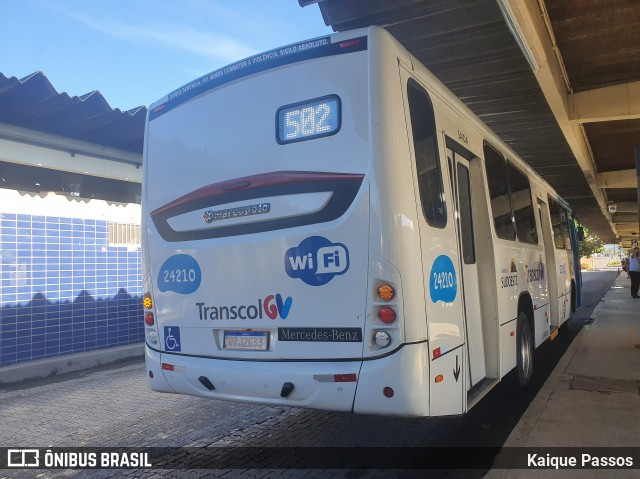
[520,326,532,378]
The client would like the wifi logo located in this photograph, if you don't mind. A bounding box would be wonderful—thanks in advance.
[285,236,350,286]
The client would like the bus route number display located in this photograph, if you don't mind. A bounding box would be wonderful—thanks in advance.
[277,95,340,144]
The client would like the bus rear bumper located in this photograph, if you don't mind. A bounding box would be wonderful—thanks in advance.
[354,342,430,417]
[145,343,175,393]
[146,345,360,412]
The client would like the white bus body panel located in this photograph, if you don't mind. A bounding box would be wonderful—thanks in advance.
[354,343,431,417]
[143,31,385,413]
[158,349,359,411]
[147,191,370,361]
[556,246,572,323]
[144,41,371,358]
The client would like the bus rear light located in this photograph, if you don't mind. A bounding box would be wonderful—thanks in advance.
[313,373,358,383]
[378,307,396,324]
[143,293,153,310]
[148,331,158,344]
[383,387,394,398]
[144,312,155,326]
[161,363,186,373]
[435,374,444,383]
[340,39,362,49]
[374,331,391,348]
[377,284,395,301]
[334,373,357,382]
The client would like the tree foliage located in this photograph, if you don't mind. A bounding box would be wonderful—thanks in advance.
[578,228,605,257]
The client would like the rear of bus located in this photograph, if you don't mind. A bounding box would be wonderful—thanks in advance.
[142,29,385,413]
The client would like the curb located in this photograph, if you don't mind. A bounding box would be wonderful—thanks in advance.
[589,299,606,321]
[0,343,144,387]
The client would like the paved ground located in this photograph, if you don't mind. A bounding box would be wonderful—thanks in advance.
[488,271,640,479]
[0,271,617,479]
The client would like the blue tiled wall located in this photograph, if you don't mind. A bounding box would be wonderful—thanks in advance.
[0,213,143,367]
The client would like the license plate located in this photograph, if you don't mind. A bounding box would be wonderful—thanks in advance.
[223,330,268,351]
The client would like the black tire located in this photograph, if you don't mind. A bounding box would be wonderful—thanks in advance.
[516,311,534,388]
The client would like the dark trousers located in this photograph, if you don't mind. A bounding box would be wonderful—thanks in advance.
[630,271,640,297]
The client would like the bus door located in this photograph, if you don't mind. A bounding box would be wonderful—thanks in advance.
[400,66,464,416]
[445,138,486,390]
[537,197,559,327]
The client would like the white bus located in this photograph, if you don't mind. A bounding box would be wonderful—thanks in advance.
[142,26,581,417]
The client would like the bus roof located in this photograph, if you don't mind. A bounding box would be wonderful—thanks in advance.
[148,29,369,121]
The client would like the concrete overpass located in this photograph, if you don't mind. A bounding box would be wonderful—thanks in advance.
[301,0,640,248]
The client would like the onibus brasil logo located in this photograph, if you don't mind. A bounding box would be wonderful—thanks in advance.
[285,236,349,286]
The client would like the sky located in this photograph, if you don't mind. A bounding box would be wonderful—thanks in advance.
[0,0,333,111]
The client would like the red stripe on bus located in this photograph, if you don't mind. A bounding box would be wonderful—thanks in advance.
[151,171,364,216]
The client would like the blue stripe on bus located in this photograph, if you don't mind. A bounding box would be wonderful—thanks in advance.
[149,36,368,121]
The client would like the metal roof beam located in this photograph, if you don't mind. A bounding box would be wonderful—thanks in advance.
[0,122,142,167]
[568,81,640,123]
[501,0,617,238]
[611,214,639,224]
[595,169,638,188]
[0,123,142,184]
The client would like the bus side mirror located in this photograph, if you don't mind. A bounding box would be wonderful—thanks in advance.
[576,227,585,241]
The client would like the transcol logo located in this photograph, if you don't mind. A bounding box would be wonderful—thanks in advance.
[526,259,545,283]
[285,236,350,286]
[263,294,293,320]
[196,294,292,320]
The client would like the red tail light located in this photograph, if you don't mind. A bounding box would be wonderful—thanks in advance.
[378,306,396,324]
[334,374,357,382]
[144,312,155,326]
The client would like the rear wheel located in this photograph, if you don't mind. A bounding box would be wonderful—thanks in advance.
[516,312,534,387]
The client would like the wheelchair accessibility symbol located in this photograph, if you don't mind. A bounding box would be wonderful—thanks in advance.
[164,326,181,352]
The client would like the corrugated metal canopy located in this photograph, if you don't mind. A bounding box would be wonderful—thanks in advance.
[0,71,144,203]
[547,0,640,94]
[301,0,640,245]
[0,71,146,154]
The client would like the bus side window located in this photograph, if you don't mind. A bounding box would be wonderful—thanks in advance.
[407,79,447,228]
[483,143,516,240]
[548,196,566,250]
[560,207,572,251]
[506,161,538,244]
[456,162,476,264]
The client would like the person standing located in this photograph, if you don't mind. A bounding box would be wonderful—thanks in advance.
[629,247,640,298]
[622,257,629,278]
